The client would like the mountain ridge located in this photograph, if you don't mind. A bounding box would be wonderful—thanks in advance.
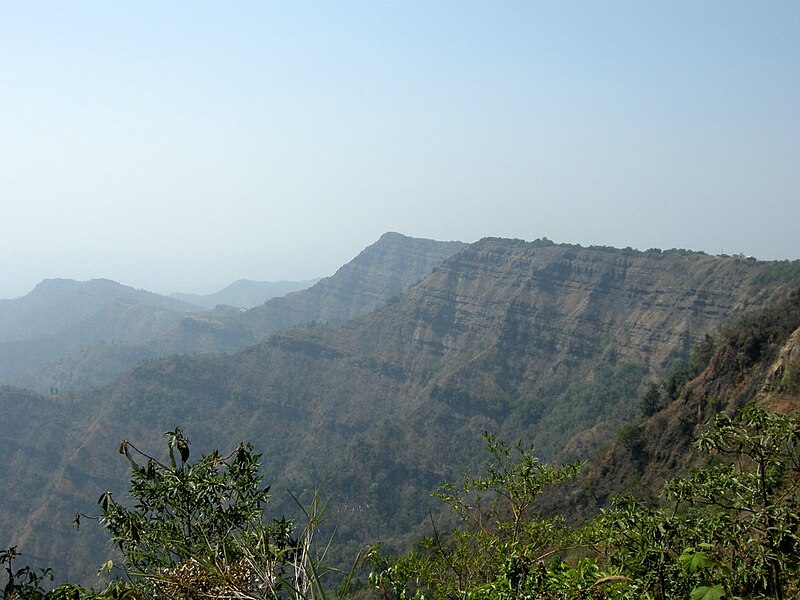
[5,233,466,392]
[3,237,799,582]
[170,278,319,309]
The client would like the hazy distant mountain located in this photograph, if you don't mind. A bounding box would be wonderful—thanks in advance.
[170,279,319,309]
[4,238,799,582]
[9,232,467,391]
[0,278,200,343]
[0,279,201,380]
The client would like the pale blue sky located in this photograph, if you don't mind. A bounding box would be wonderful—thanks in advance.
[1,1,798,297]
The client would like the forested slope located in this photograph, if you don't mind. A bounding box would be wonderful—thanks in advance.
[3,238,800,583]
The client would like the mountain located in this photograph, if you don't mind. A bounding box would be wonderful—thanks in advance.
[170,279,319,309]
[0,279,201,381]
[2,238,800,583]
[556,287,800,521]
[9,233,466,392]
[0,278,200,343]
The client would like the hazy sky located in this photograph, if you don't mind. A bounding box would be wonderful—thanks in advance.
[1,1,798,298]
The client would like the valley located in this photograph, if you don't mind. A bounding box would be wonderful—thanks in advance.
[1,234,799,589]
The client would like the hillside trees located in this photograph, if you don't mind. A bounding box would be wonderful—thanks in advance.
[368,434,616,599]
[5,404,800,599]
[370,406,800,599]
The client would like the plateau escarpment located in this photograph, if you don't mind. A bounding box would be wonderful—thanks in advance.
[8,233,466,392]
[238,239,798,461]
[2,237,799,582]
[555,288,800,521]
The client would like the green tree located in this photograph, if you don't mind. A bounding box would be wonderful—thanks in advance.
[89,428,304,599]
[6,429,357,600]
[665,406,800,599]
[638,383,664,418]
[368,434,631,600]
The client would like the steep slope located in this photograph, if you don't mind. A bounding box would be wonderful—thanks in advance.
[3,239,800,582]
[170,278,319,309]
[12,233,466,392]
[0,279,201,380]
[559,288,800,520]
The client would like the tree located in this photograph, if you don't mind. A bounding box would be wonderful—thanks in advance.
[371,408,800,599]
[601,405,800,600]
[367,434,624,600]
[665,406,800,599]
[89,428,304,599]
[638,383,664,418]
[1,546,53,600]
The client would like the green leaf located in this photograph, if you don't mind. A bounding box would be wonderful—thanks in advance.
[679,548,710,574]
[691,584,725,600]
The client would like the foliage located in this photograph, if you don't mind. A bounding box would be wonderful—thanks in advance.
[664,406,800,599]
[598,405,800,599]
[2,546,53,600]
[1,547,139,600]
[94,428,276,576]
[87,429,354,600]
[663,334,717,403]
[689,334,716,376]
[719,288,800,373]
[5,427,362,600]
[368,433,601,599]
[8,403,800,600]
[371,407,800,599]
[638,383,664,418]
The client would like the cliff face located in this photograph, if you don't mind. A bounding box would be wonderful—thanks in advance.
[560,289,800,520]
[236,231,468,336]
[3,238,800,582]
[254,239,798,458]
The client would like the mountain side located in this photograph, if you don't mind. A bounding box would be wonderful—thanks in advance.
[558,287,800,520]
[12,233,466,392]
[4,238,800,582]
[240,232,468,328]
[170,278,319,309]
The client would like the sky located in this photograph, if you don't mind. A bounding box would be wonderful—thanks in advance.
[1,1,798,298]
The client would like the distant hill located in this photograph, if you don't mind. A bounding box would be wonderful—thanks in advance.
[0,278,200,343]
[7,233,467,392]
[3,237,799,583]
[170,279,319,309]
[0,279,201,381]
